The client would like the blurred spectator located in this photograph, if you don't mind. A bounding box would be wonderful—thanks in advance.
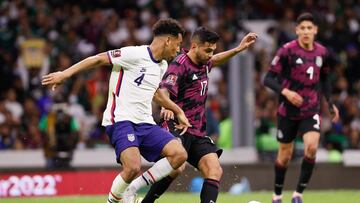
[0,0,359,152]
[206,107,220,142]
[39,103,79,168]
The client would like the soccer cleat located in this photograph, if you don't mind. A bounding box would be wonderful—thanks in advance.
[135,197,143,203]
[291,196,302,203]
[123,193,143,203]
[123,194,135,203]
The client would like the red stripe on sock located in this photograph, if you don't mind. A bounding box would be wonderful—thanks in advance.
[304,156,316,164]
[110,192,122,200]
[205,178,220,188]
[147,170,156,183]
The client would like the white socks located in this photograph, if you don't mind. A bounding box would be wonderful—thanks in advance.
[293,191,302,198]
[107,174,129,203]
[124,157,174,196]
[272,194,282,200]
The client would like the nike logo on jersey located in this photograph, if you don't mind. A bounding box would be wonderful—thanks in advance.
[296,58,303,64]
[140,67,146,72]
[192,74,198,80]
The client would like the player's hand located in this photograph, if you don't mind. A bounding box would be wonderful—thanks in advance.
[160,108,174,121]
[175,111,192,135]
[42,71,67,91]
[282,88,303,107]
[236,32,258,52]
[330,104,339,123]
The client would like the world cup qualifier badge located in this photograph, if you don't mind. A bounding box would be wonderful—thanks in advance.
[166,74,178,85]
[111,49,121,58]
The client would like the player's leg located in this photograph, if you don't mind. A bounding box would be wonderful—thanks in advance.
[106,122,141,203]
[291,131,319,203]
[292,115,321,202]
[141,163,186,203]
[273,115,298,203]
[123,125,187,200]
[273,142,294,202]
[292,114,320,203]
[188,136,222,203]
[198,153,222,203]
[141,129,190,203]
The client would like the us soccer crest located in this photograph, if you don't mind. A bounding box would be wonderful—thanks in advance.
[316,56,323,67]
[127,133,135,142]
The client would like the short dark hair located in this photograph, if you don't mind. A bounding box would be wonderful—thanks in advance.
[152,18,185,37]
[296,12,316,25]
[191,27,220,44]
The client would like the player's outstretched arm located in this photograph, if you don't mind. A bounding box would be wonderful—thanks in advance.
[42,53,110,90]
[153,88,191,135]
[211,32,258,66]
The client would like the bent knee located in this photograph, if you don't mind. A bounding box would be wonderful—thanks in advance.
[305,145,318,157]
[175,147,188,163]
[122,163,141,179]
[205,165,223,180]
[169,142,187,162]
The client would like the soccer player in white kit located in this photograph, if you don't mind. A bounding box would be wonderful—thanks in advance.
[42,18,190,203]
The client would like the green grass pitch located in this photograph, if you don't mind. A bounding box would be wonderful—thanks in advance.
[2,191,360,203]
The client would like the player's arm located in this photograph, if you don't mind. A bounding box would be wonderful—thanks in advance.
[210,32,257,66]
[153,88,191,135]
[152,88,174,121]
[264,71,303,107]
[42,53,109,90]
[320,62,339,122]
[263,47,303,107]
[263,71,283,94]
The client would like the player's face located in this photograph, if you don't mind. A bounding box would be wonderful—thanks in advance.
[195,42,217,64]
[296,20,318,47]
[164,33,182,61]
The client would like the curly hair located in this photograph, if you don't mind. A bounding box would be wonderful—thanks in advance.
[152,18,185,37]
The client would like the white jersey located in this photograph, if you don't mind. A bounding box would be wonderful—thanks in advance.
[102,45,168,126]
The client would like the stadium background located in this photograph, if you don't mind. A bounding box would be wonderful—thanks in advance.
[1,0,360,200]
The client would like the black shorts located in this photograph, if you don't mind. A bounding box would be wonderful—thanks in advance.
[168,123,223,169]
[276,114,321,143]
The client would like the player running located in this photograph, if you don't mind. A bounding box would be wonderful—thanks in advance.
[42,18,191,203]
[140,27,257,203]
[263,13,339,203]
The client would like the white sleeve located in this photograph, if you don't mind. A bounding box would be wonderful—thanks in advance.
[160,61,168,79]
[107,46,138,69]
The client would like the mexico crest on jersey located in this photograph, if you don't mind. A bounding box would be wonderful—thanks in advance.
[165,74,178,85]
[316,56,323,67]
[111,49,122,58]
[127,133,135,142]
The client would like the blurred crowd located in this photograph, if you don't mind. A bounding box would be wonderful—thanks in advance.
[0,0,359,160]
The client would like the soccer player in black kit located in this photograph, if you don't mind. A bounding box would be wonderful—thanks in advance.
[263,13,339,203]
[140,28,257,203]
